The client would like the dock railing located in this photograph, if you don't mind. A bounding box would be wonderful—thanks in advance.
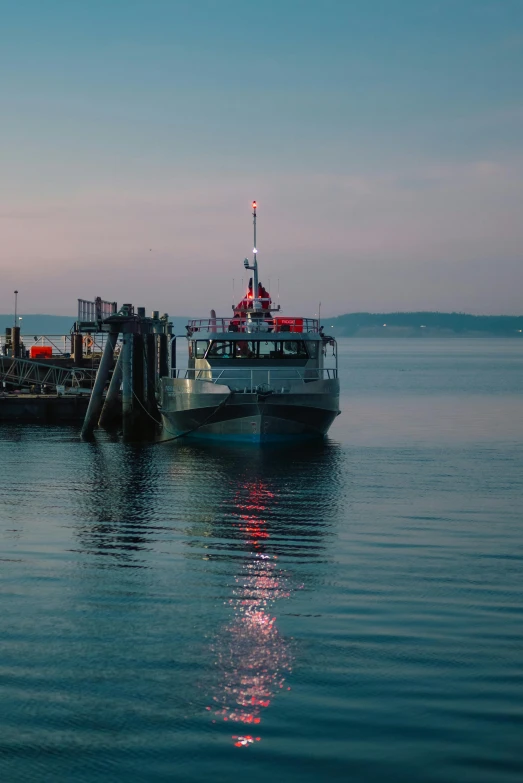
[2,333,117,358]
[78,298,117,323]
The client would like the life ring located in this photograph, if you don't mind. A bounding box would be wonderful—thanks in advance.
[83,336,94,348]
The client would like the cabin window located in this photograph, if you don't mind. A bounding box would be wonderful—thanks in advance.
[207,340,234,358]
[282,341,309,358]
[192,341,209,358]
[197,339,314,360]
[235,340,309,359]
[306,342,319,358]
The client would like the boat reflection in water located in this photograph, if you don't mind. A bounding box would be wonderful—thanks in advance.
[208,480,294,747]
[200,441,342,748]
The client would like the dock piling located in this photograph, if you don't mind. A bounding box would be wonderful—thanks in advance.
[80,330,118,438]
[11,327,20,358]
[98,349,123,428]
[145,332,157,411]
[121,329,133,440]
[158,334,168,380]
[72,333,84,365]
[73,298,172,440]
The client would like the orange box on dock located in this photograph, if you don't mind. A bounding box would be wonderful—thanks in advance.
[29,346,53,359]
[273,317,303,333]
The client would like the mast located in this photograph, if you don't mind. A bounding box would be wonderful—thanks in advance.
[252,200,260,310]
[244,200,261,312]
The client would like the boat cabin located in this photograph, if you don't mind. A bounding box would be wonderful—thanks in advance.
[173,200,337,392]
[177,318,337,392]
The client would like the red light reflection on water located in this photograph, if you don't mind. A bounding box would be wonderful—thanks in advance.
[208,481,294,747]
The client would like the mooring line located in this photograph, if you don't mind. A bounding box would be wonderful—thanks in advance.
[131,388,234,444]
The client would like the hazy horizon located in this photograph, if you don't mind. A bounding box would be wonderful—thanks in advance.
[0,302,523,322]
[1,1,522,317]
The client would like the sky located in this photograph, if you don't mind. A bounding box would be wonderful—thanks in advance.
[1,0,522,317]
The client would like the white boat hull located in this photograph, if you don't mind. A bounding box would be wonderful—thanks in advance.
[158,378,340,443]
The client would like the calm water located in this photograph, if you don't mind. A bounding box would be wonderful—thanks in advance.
[1,339,522,782]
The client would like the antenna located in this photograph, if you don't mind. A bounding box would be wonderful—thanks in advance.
[242,201,261,311]
[253,200,257,264]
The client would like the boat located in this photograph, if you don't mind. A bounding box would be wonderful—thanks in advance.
[158,201,340,442]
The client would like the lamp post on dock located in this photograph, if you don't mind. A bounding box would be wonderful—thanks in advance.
[11,291,21,357]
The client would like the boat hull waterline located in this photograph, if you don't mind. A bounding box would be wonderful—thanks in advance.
[159,380,340,443]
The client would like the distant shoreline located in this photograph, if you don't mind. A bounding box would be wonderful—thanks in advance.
[323,312,523,338]
[329,328,523,338]
[1,313,522,339]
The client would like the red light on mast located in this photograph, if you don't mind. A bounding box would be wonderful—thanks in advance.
[252,201,257,209]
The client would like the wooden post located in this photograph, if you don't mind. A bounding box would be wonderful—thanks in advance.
[98,347,122,427]
[158,333,168,379]
[170,336,176,377]
[11,327,20,358]
[132,333,145,409]
[121,329,133,440]
[81,330,118,438]
[72,333,84,366]
[146,332,157,413]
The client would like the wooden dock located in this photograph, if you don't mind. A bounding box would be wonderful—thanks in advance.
[1,297,174,439]
[0,393,90,423]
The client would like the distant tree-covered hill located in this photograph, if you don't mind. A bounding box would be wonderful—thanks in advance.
[0,314,76,336]
[323,312,523,337]
[2,312,522,339]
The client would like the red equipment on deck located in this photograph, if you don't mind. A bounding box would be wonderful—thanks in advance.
[29,346,53,359]
[273,317,303,333]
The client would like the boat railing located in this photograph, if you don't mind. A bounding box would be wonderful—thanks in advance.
[187,317,320,334]
[170,366,337,391]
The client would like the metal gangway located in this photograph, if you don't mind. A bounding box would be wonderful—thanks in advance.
[0,356,97,392]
